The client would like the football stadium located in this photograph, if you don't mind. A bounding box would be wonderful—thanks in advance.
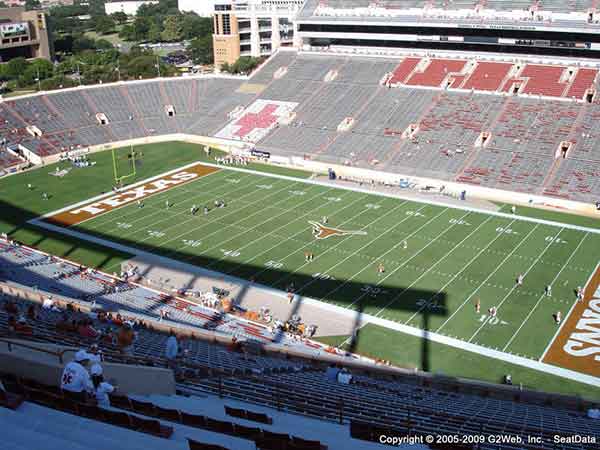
[1,1,600,449]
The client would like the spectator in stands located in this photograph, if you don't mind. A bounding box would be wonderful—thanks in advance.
[337,368,353,385]
[325,364,340,382]
[26,304,38,321]
[117,322,135,356]
[78,319,99,339]
[14,316,32,335]
[7,315,16,334]
[88,343,103,364]
[165,330,178,370]
[3,298,18,315]
[90,364,115,408]
[61,350,94,394]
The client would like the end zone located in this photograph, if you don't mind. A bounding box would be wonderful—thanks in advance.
[543,263,600,378]
[41,163,220,227]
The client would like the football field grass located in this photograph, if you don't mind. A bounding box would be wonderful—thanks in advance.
[68,164,600,361]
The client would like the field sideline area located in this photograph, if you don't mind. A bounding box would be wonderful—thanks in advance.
[2,141,600,400]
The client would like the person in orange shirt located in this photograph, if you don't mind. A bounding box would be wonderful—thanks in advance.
[117,323,135,356]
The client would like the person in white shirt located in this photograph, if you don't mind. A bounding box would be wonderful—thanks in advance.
[165,330,178,370]
[90,364,115,408]
[337,368,353,385]
[61,350,94,393]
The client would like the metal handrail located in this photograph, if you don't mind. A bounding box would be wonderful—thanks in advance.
[0,337,77,364]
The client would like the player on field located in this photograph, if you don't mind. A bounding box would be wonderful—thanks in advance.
[402,240,407,250]
[488,306,497,318]
[377,263,385,274]
[42,192,48,200]
[475,298,480,314]
[204,206,209,215]
[516,274,523,287]
[511,205,516,214]
[27,183,33,190]
[545,284,552,297]
[137,200,144,208]
[576,286,584,301]
[555,311,562,324]
[165,200,171,209]
[191,204,198,215]
[322,216,328,224]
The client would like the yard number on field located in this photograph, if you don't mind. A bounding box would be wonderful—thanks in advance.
[312,272,335,281]
[221,249,241,257]
[478,314,509,326]
[148,230,165,238]
[265,260,283,269]
[406,210,425,217]
[545,236,567,244]
[361,285,388,296]
[496,227,518,235]
[226,178,241,184]
[365,203,381,210]
[324,197,342,202]
[182,239,202,247]
[117,222,132,229]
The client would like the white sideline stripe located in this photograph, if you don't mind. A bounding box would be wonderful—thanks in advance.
[435,219,526,333]
[503,232,589,352]
[540,261,600,361]
[30,220,600,388]
[218,191,368,273]
[83,172,253,232]
[400,214,496,323]
[467,227,564,343]
[324,207,456,305]
[33,161,600,235]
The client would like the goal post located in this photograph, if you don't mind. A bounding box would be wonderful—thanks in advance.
[112,145,137,185]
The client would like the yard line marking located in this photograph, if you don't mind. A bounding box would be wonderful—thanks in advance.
[503,232,589,352]
[370,212,489,318]
[268,199,416,287]
[83,171,251,232]
[246,193,387,281]
[468,227,564,343]
[185,185,337,261]
[291,202,426,292]
[218,191,369,274]
[114,178,298,251]
[435,219,531,333]
[325,208,461,308]
[400,214,498,324]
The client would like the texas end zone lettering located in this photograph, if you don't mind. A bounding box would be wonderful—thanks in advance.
[543,265,600,378]
[45,164,219,227]
[74,172,197,216]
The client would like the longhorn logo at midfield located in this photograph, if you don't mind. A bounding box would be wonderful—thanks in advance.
[309,221,367,240]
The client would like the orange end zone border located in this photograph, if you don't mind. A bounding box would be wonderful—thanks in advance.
[44,164,220,227]
[543,264,600,378]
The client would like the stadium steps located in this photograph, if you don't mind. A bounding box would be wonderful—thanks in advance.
[0,402,186,450]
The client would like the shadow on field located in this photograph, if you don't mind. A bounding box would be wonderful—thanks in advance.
[0,198,447,372]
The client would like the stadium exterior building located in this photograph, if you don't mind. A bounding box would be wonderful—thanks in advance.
[0,6,52,62]
[212,0,303,67]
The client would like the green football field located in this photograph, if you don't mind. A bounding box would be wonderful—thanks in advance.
[64,164,600,361]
